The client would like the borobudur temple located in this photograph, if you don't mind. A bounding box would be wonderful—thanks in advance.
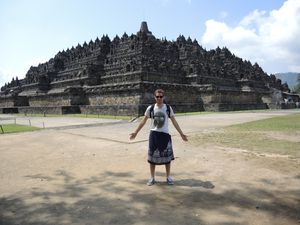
[0,21,291,116]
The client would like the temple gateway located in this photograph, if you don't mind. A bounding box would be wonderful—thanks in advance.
[0,22,291,116]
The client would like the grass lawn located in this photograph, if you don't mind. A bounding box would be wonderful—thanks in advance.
[0,124,40,134]
[191,113,300,158]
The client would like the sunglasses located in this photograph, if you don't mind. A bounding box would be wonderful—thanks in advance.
[155,96,164,99]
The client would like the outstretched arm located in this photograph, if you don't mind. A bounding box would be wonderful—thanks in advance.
[129,116,148,140]
[170,116,188,141]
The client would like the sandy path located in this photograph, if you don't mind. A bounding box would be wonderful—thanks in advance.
[0,110,299,225]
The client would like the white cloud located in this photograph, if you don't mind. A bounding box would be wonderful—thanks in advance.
[201,0,300,74]
[201,20,228,44]
[239,9,267,28]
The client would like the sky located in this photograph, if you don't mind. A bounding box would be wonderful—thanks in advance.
[0,0,299,87]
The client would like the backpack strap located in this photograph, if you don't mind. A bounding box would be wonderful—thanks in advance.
[149,104,171,118]
[166,104,171,118]
[149,104,155,118]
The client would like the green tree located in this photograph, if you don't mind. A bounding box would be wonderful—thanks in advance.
[294,73,300,93]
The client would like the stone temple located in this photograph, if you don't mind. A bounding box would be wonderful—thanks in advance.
[0,22,290,116]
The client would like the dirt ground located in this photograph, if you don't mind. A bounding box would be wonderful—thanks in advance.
[0,110,300,225]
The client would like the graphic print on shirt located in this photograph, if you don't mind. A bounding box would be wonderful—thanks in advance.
[153,111,166,128]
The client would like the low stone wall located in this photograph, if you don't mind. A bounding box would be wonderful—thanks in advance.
[281,103,297,109]
[18,106,80,114]
[29,94,72,107]
[203,103,268,111]
[88,95,140,106]
[0,99,15,108]
[80,105,139,116]
[0,107,19,113]
[201,90,261,104]
[0,96,29,107]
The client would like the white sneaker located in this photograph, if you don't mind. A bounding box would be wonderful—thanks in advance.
[147,177,155,186]
[166,176,174,185]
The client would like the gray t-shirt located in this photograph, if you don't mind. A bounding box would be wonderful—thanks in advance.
[145,104,174,134]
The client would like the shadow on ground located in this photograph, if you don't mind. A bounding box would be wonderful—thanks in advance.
[0,170,299,225]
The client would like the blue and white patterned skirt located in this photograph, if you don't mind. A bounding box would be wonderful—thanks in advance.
[148,131,174,165]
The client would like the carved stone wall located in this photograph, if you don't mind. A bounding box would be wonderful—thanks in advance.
[28,95,72,107]
[201,91,261,104]
[0,96,28,107]
[88,95,140,106]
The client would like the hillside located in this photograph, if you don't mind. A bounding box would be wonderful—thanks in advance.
[275,72,299,90]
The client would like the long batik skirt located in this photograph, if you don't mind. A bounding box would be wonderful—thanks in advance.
[148,130,174,165]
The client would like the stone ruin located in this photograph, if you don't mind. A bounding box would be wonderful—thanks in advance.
[0,21,291,116]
